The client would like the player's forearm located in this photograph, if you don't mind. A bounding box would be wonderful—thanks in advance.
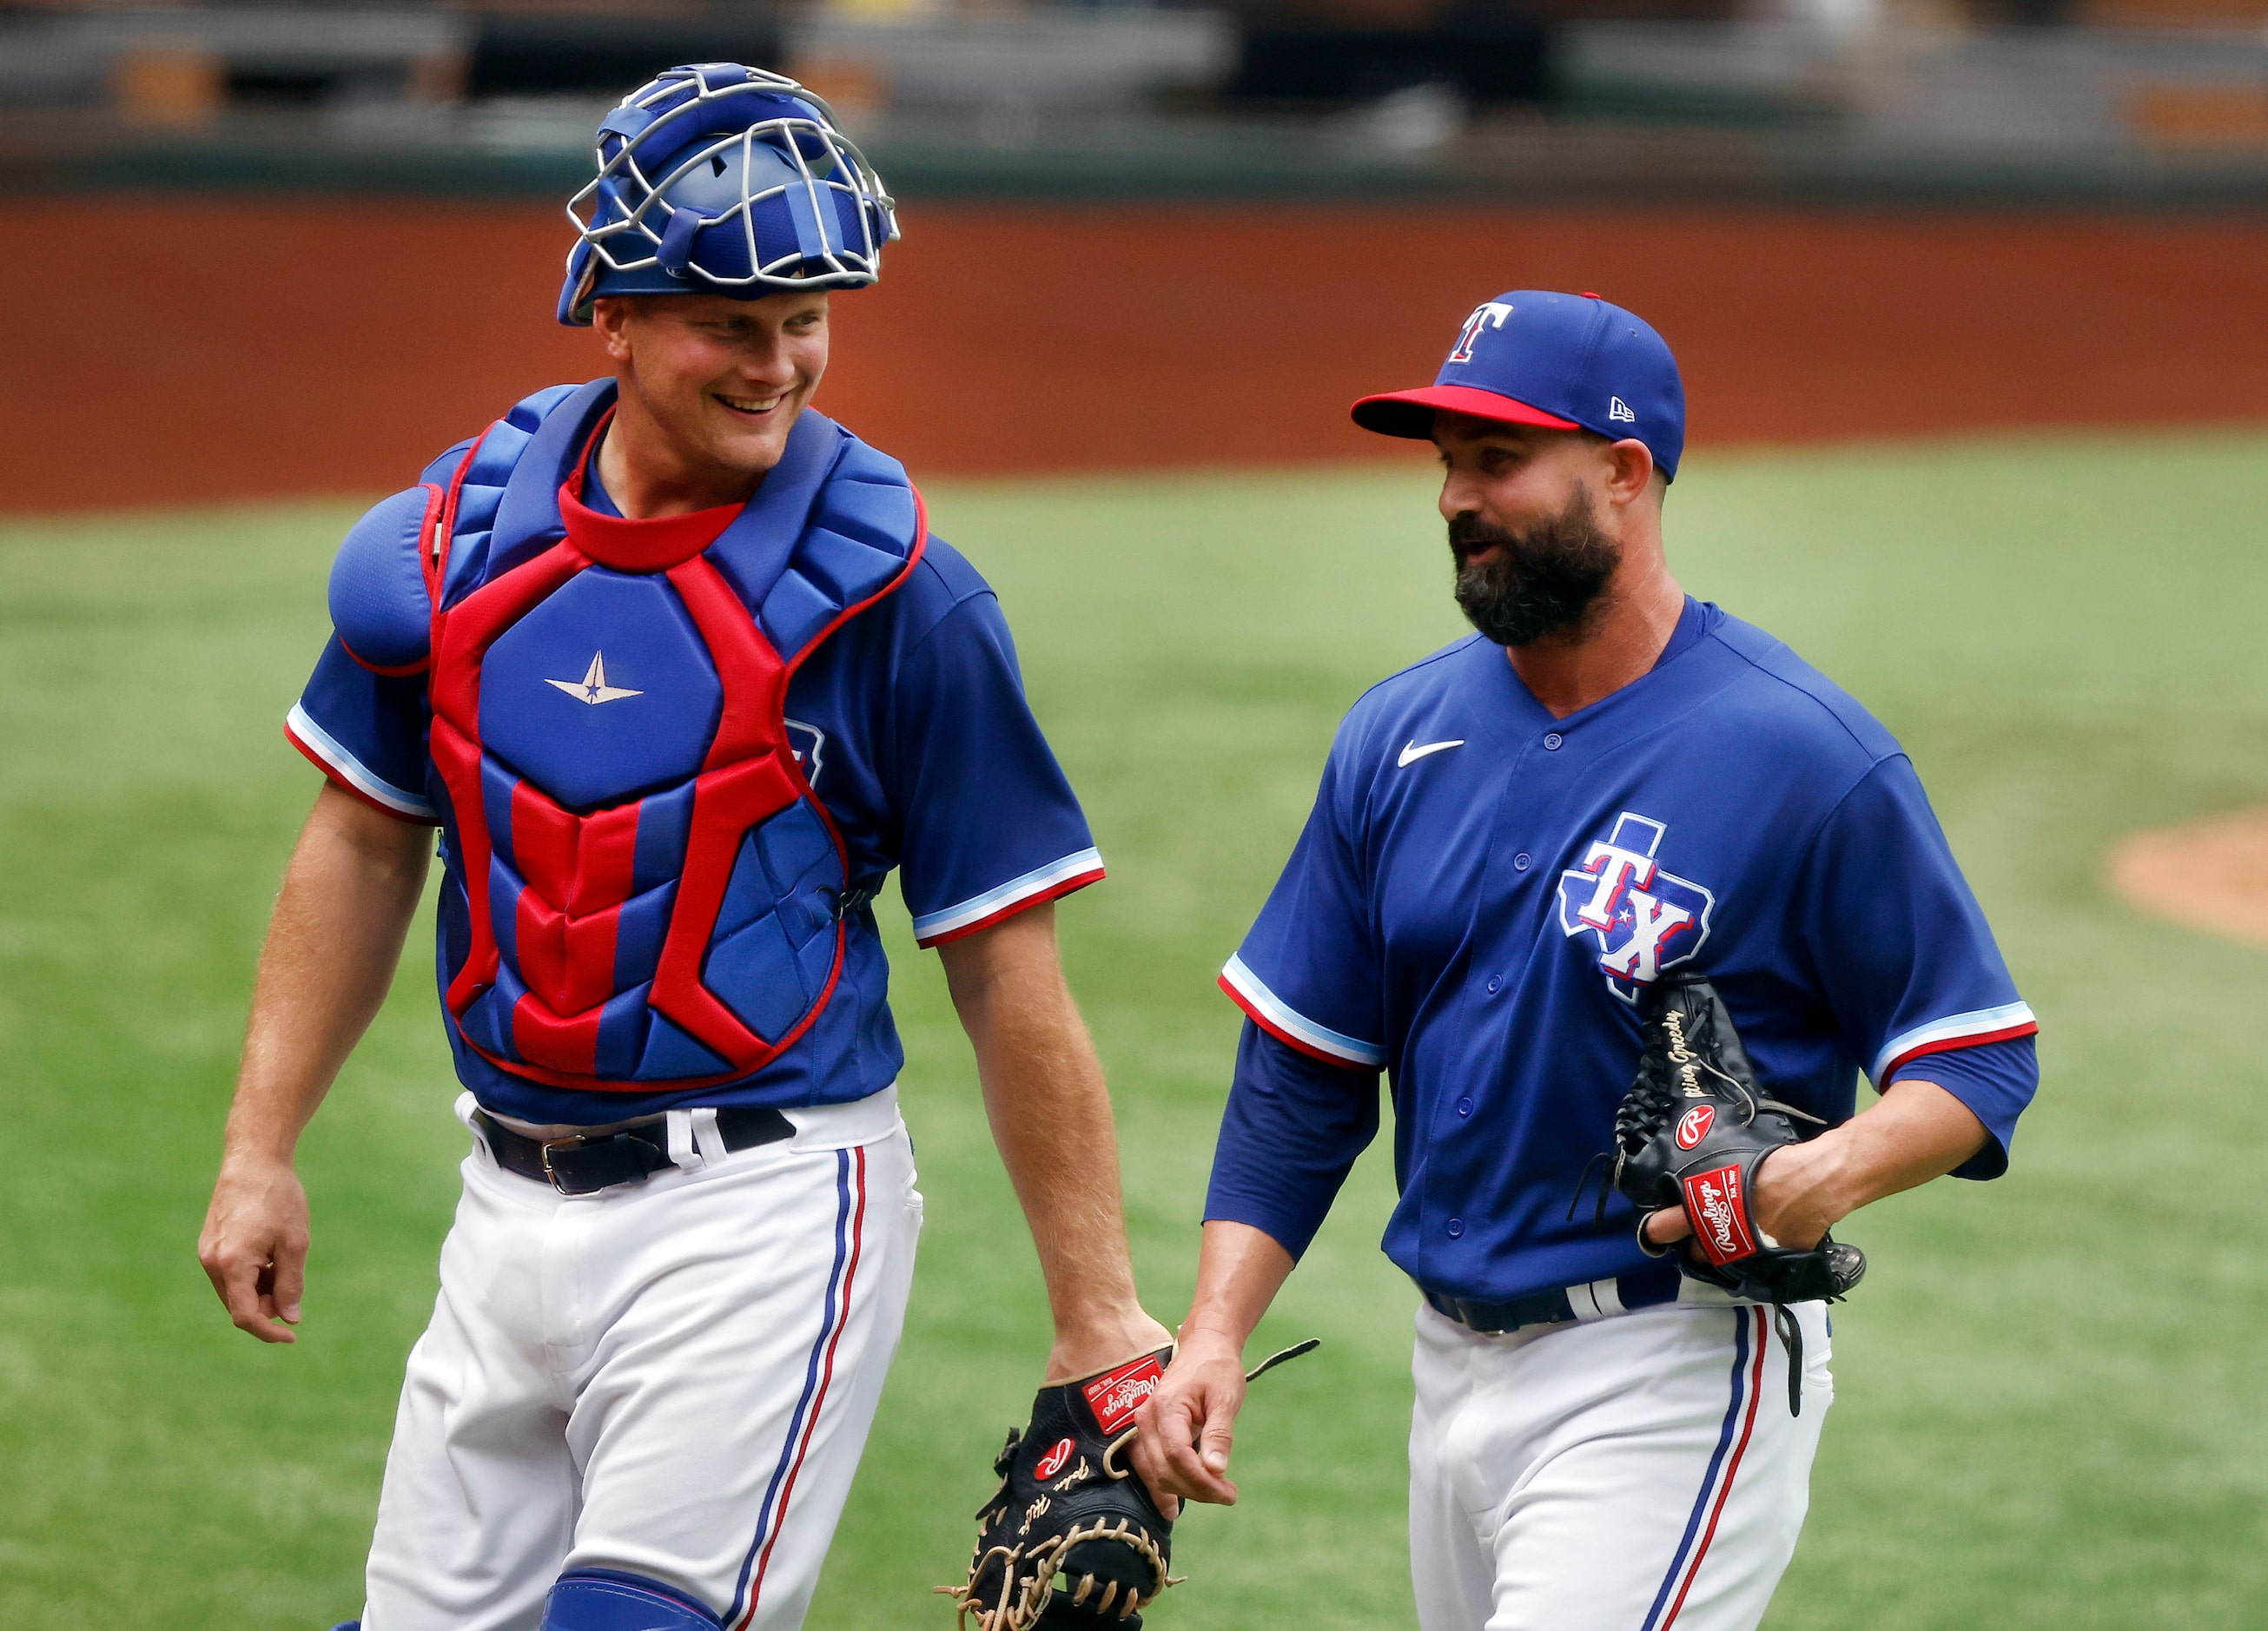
[940,906,1157,1369]
[1176,1220,1296,1357]
[1759,1077,1988,1244]
[226,785,431,1164]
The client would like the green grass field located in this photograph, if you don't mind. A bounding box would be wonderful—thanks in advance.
[3,429,2265,1628]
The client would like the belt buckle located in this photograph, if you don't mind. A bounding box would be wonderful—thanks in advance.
[538,1134,594,1195]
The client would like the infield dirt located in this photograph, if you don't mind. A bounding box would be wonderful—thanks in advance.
[2110,809,2268,949]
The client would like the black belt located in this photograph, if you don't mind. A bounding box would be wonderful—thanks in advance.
[473,1106,793,1196]
[1425,1258,1683,1335]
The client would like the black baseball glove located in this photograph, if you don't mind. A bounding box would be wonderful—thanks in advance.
[944,1348,1177,1630]
[944,1341,1319,1629]
[1600,971,1864,1414]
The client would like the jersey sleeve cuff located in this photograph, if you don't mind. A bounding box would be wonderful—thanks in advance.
[1868,1001,2037,1084]
[285,703,438,823]
[911,848,1105,948]
[1218,954,1385,1070]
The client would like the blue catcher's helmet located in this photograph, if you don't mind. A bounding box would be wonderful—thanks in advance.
[558,63,899,326]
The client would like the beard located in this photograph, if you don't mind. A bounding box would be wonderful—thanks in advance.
[1448,489,1622,649]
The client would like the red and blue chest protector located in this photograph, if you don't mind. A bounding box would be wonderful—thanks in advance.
[374,380,923,1093]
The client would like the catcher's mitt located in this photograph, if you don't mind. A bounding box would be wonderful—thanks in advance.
[943,1341,1318,1629]
[1597,970,1864,1415]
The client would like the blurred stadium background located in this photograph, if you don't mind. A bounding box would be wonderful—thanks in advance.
[4,0,2267,1626]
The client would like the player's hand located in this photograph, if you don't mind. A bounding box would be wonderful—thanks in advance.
[1129,1331,1247,1518]
[1746,1141,1842,1250]
[1640,1144,1842,1254]
[197,1156,311,1343]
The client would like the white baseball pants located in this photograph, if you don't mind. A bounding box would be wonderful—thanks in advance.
[359,1089,922,1631]
[1409,1293,1831,1631]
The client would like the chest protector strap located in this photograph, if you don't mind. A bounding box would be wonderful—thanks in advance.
[418,380,925,1092]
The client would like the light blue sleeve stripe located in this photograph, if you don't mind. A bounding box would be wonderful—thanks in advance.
[1869,1000,2037,1083]
[286,702,436,819]
[909,848,1105,942]
[1220,954,1385,1068]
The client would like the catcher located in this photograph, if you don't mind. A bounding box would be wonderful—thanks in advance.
[1130,290,2040,1630]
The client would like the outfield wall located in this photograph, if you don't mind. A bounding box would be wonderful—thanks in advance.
[14,199,2268,512]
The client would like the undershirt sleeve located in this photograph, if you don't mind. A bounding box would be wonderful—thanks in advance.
[1203,1020,1383,1260]
[1886,1033,2037,1180]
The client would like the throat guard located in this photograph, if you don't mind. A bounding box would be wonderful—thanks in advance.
[417,380,923,1092]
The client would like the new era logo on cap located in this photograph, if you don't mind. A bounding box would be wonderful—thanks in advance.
[1351,290,1687,480]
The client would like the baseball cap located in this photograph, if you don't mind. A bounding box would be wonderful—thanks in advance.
[1352,289,1686,479]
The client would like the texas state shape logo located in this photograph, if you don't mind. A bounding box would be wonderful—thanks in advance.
[1556,810,1714,1001]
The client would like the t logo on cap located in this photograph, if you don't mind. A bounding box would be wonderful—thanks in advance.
[1448,301,1514,366]
[1351,289,1687,482]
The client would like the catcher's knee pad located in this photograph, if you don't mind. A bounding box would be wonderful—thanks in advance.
[540,1569,721,1629]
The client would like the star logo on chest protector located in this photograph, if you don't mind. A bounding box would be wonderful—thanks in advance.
[544,652,644,706]
[1554,811,1715,1001]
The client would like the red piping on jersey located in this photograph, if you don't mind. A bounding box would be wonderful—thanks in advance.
[1878,1019,2038,1084]
[1217,973,1377,1072]
[1659,1306,1769,1628]
[425,410,928,1092]
[913,864,1108,949]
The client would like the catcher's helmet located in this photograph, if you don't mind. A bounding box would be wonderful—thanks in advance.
[558,63,898,326]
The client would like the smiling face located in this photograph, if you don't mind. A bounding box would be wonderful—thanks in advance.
[592,289,830,502]
[1432,413,1660,648]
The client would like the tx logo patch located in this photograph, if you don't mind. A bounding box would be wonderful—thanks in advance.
[1556,810,1714,1000]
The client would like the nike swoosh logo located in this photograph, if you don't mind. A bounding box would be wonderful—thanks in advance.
[1397,738,1465,768]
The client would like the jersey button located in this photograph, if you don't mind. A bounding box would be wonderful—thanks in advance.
[1446,1218,1465,1238]
[1544,732,1564,750]
[1485,975,1501,994]
[1456,1096,1473,1117]
[1511,852,1531,871]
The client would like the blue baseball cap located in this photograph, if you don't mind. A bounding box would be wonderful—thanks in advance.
[1352,290,1686,480]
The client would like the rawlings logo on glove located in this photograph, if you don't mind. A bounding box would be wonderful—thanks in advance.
[1682,1164,1756,1263]
[1082,1357,1163,1436]
[1591,970,1866,1415]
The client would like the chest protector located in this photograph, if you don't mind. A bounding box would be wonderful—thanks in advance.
[407,380,923,1093]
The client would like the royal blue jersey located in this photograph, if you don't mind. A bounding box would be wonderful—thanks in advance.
[289,440,1101,1125]
[1207,599,2039,1305]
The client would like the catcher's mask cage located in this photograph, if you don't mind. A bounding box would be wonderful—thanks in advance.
[559,63,898,326]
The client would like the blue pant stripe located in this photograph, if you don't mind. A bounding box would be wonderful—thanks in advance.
[725,1148,853,1624]
[1640,1308,1753,1631]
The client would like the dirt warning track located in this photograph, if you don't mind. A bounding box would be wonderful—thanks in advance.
[11,200,2268,512]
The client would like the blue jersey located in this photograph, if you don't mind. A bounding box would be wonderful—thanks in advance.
[1207,599,2039,1305]
[288,418,1101,1126]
